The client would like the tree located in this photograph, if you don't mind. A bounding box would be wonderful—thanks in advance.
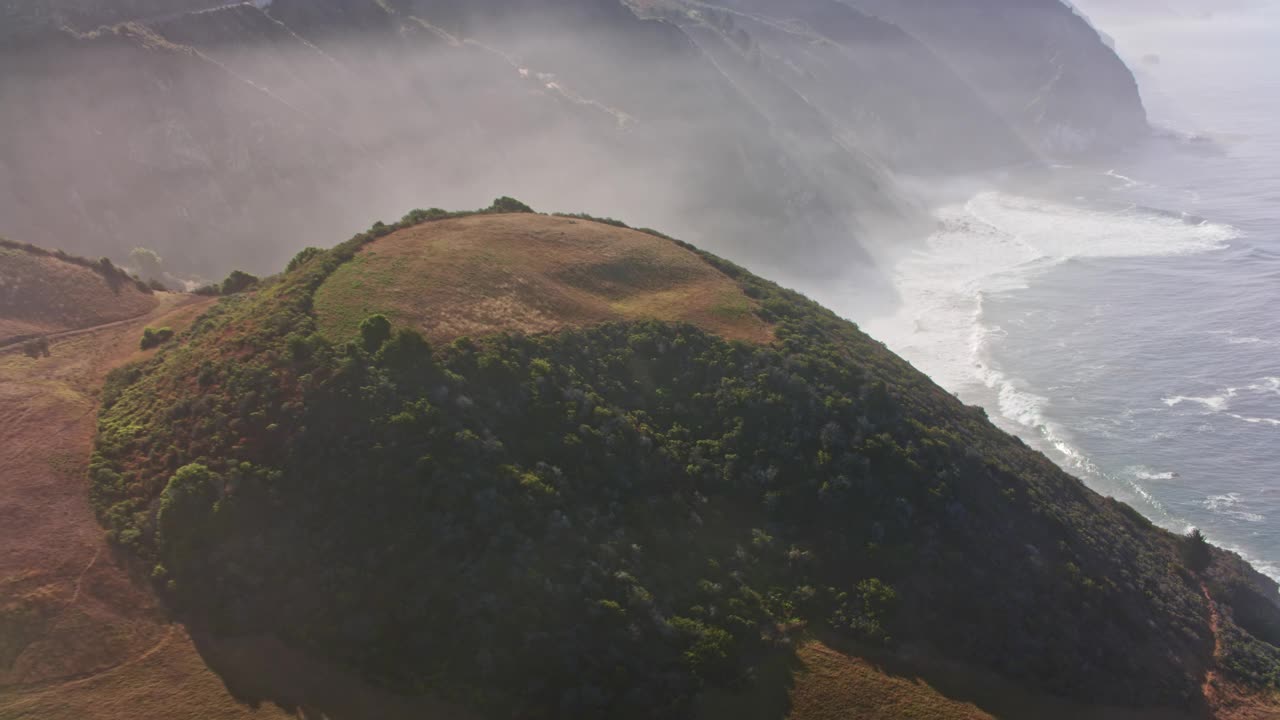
[21,337,50,358]
[360,314,392,352]
[221,270,259,295]
[140,327,175,350]
[287,246,323,272]
[156,463,222,587]
[1184,528,1212,573]
[130,247,164,281]
[490,196,534,214]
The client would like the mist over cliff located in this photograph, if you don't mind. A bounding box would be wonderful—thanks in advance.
[0,0,1146,281]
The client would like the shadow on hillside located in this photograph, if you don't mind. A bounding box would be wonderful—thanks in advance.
[189,629,472,720]
[187,624,1206,720]
[693,646,799,720]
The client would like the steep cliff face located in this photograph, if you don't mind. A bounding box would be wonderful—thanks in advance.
[850,0,1149,158]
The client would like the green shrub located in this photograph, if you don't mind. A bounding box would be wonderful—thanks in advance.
[286,247,324,272]
[140,327,175,350]
[358,314,392,352]
[488,196,534,214]
[21,337,50,359]
[220,270,259,295]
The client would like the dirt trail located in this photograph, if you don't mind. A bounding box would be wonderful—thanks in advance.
[0,309,173,354]
[1202,582,1225,711]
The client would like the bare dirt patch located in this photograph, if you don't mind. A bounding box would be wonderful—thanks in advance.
[314,214,774,345]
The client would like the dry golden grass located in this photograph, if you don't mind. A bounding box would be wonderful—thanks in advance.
[314,214,774,345]
[0,247,157,345]
[701,638,1257,720]
[788,642,995,720]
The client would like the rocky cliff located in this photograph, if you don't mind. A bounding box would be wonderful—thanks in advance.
[850,0,1149,157]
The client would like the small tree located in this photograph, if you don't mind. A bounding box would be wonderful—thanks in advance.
[1184,528,1212,573]
[287,247,323,272]
[140,327,175,350]
[130,247,164,281]
[360,314,392,352]
[490,196,534,214]
[21,337,50,359]
[220,270,259,295]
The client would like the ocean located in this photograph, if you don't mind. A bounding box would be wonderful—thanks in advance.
[861,4,1280,578]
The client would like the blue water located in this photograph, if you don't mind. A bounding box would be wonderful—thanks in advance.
[865,5,1280,577]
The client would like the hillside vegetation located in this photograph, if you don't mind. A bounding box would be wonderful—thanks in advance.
[88,201,1280,718]
[0,239,156,346]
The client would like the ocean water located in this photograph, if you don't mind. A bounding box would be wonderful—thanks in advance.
[863,5,1280,578]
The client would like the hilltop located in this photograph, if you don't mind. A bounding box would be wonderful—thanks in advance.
[313,213,772,344]
[0,239,157,347]
[84,201,1280,719]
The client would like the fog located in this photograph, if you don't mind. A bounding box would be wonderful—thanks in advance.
[0,0,1146,297]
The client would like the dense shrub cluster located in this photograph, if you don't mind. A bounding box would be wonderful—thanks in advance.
[139,326,175,350]
[88,206,1280,716]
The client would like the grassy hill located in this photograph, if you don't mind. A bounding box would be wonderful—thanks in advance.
[86,200,1280,719]
[0,238,156,346]
[314,213,772,345]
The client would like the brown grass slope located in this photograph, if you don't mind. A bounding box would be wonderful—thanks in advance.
[314,213,774,345]
[0,242,157,345]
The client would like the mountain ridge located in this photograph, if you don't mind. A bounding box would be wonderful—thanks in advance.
[0,0,1143,281]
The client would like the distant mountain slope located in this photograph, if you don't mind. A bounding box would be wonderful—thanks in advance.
[90,203,1280,719]
[849,0,1149,156]
[0,0,905,281]
[0,239,156,345]
[650,0,1037,174]
[0,0,1146,282]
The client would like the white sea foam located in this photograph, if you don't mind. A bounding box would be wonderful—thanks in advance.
[1162,392,1235,411]
[1128,466,1177,482]
[1228,414,1280,427]
[1204,493,1266,523]
[854,191,1238,537]
[1105,169,1145,188]
[864,191,1234,452]
[1162,377,1280,428]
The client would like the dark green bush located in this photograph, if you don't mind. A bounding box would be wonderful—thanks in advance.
[220,270,260,295]
[21,337,50,358]
[139,327,175,350]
